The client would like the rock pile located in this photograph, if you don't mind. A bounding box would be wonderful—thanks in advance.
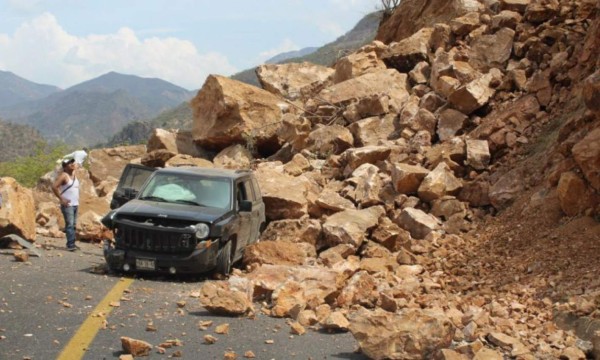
[192,0,600,358]
[6,0,598,358]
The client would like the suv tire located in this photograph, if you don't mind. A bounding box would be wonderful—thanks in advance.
[216,240,232,275]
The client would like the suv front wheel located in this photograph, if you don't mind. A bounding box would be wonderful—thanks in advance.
[216,240,232,275]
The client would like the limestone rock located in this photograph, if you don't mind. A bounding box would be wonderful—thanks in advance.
[391,163,430,194]
[572,127,600,191]
[348,114,396,147]
[316,69,410,114]
[418,162,463,202]
[260,218,322,246]
[147,128,208,158]
[322,206,385,249]
[304,125,353,157]
[437,109,468,142]
[334,49,386,84]
[191,75,284,153]
[0,177,36,241]
[213,144,253,170]
[382,28,434,73]
[557,172,591,216]
[469,27,515,71]
[348,307,454,360]
[120,336,153,357]
[448,69,503,115]
[341,146,391,173]
[254,164,310,220]
[199,279,254,316]
[87,145,146,187]
[243,240,315,267]
[465,139,491,170]
[395,207,441,240]
[257,62,334,101]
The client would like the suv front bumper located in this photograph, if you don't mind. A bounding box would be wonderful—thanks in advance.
[104,240,220,274]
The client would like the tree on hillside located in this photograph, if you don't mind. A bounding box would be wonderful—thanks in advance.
[380,0,401,15]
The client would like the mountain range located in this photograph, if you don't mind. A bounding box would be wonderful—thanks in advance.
[0,10,382,155]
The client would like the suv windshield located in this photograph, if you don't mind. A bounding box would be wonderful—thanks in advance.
[139,173,232,209]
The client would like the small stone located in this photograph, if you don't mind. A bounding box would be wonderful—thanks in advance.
[203,334,217,344]
[224,351,237,360]
[215,323,229,334]
[13,251,29,262]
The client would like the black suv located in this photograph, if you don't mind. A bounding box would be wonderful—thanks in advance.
[102,165,266,275]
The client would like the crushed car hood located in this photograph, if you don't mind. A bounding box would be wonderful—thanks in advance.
[115,199,230,223]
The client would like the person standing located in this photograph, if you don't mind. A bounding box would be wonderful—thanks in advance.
[52,158,80,251]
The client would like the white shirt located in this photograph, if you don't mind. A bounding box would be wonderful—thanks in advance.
[60,175,80,206]
[63,150,88,165]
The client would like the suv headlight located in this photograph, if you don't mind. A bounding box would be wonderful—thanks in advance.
[194,223,210,239]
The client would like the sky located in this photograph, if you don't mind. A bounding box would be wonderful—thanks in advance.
[0,0,381,91]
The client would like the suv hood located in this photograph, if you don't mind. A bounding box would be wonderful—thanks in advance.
[115,199,230,223]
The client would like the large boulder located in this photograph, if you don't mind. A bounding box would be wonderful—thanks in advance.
[322,206,385,249]
[572,127,600,191]
[257,62,334,101]
[315,69,410,114]
[254,164,310,220]
[191,75,285,153]
[0,177,36,241]
[87,145,146,187]
[348,307,454,360]
[334,45,387,84]
[147,128,208,158]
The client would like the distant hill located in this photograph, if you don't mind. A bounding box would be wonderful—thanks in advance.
[0,72,195,147]
[100,101,193,148]
[0,118,47,162]
[265,47,318,64]
[0,70,61,108]
[231,11,382,87]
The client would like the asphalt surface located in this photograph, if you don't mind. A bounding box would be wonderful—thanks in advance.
[0,237,368,360]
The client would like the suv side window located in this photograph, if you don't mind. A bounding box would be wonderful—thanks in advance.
[243,180,255,201]
[236,179,255,206]
[251,177,261,199]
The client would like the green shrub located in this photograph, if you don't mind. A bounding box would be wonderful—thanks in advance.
[0,142,68,187]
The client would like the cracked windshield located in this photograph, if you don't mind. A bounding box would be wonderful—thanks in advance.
[141,174,231,209]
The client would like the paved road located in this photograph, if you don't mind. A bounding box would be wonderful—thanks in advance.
[0,237,367,360]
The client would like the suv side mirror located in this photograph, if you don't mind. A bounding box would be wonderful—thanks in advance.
[124,187,138,199]
[239,200,253,212]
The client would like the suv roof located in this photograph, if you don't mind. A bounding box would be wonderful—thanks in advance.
[155,166,252,180]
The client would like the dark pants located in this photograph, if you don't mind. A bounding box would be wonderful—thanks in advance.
[60,205,78,248]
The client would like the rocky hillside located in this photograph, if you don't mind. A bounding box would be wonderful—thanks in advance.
[0,70,61,108]
[5,0,599,359]
[0,72,194,147]
[0,118,47,161]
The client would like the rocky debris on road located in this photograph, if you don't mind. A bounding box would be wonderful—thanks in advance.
[186,0,600,358]
[0,0,596,358]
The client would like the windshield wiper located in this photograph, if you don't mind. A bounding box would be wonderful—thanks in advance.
[174,199,204,206]
[139,196,168,202]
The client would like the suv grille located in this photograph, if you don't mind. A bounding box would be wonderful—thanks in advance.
[117,222,197,254]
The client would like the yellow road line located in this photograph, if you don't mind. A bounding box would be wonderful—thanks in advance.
[57,277,134,360]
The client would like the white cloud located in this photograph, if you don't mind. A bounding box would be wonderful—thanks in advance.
[0,13,237,90]
[257,38,300,63]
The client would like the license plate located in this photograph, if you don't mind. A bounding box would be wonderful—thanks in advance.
[136,258,155,270]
